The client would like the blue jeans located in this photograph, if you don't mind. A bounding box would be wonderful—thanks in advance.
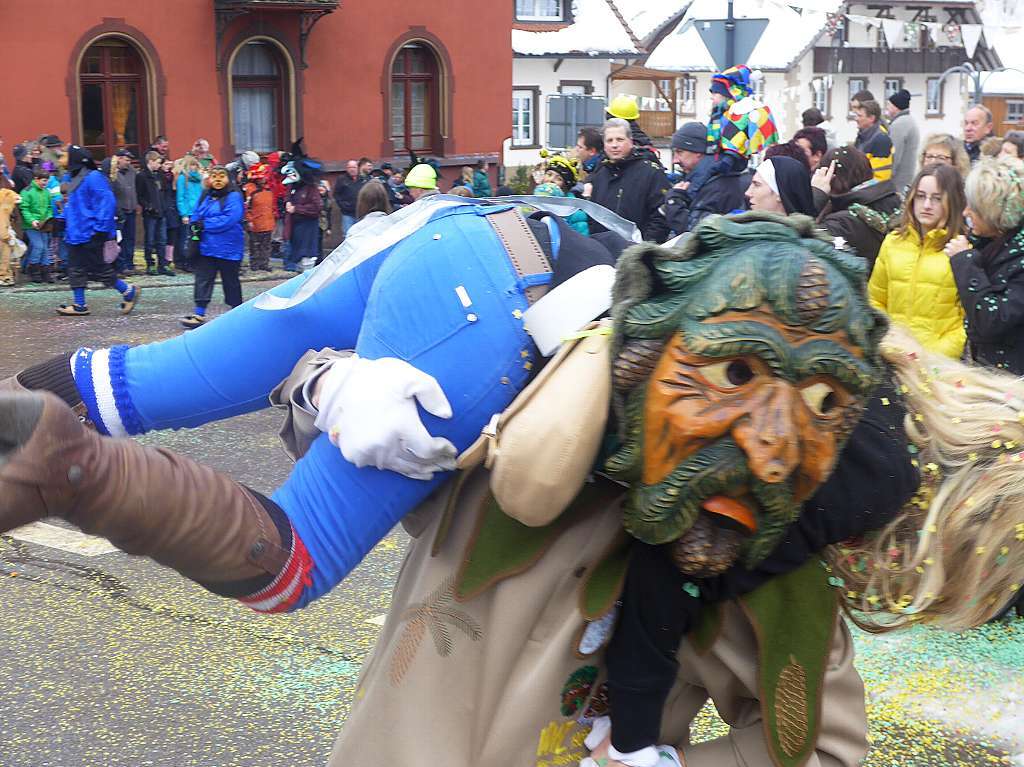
[25,229,51,266]
[79,205,539,607]
[118,211,136,272]
[342,213,356,235]
[143,215,167,268]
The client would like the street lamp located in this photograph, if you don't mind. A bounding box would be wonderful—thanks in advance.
[938,62,1024,106]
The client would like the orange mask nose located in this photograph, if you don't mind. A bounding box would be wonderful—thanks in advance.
[732,381,801,485]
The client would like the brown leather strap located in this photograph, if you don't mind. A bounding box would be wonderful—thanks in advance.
[487,208,553,305]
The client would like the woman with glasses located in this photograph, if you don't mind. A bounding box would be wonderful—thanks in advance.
[917,133,971,179]
[868,163,967,357]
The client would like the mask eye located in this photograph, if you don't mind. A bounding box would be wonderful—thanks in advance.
[700,359,755,390]
[801,382,839,416]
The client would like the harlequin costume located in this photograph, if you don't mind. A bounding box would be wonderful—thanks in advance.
[687,65,779,200]
[708,65,779,160]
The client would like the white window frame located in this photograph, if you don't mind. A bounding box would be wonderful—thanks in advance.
[515,0,563,21]
[680,77,696,115]
[925,77,943,116]
[1007,100,1024,125]
[512,88,538,147]
[812,81,830,116]
[754,75,766,102]
[848,77,867,104]
[884,77,903,98]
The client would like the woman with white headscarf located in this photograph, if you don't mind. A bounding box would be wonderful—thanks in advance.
[744,156,815,216]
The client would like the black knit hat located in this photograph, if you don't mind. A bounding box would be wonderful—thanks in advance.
[888,89,911,111]
[671,122,709,154]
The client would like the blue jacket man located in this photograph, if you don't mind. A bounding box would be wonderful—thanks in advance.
[663,122,749,238]
[58,145,138,316]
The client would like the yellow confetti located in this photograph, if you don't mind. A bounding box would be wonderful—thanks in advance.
[992,440,1003,449]
[976,546,986,555]
[968,452,979,461]
[880,397,890,406]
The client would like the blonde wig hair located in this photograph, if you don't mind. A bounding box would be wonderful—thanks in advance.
[964,156,1024,234]
[831,324,1024,631]
[919,133,971,179]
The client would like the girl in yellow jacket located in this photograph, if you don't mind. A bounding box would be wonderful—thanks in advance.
[868,163,967,358]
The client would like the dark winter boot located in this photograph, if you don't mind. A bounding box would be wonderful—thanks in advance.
[28,264,42,283]
[0,391,290,589]
[39,264,55,284]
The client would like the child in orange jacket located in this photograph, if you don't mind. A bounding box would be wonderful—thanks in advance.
[245,173,276,272]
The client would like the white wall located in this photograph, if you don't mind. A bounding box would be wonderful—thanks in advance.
[506,56,617,168]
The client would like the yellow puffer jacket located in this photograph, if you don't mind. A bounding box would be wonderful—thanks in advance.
[868,227,966,358]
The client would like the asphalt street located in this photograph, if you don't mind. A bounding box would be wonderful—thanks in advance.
[1,279,1022,766]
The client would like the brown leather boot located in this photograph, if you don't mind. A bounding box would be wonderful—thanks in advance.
[0,390,289,587]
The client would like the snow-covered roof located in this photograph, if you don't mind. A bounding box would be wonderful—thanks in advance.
[981,69,1024,96]
[981,3,1024,74]
[612,0,691,45]
[645,0,843,72]
[512,0,640,57]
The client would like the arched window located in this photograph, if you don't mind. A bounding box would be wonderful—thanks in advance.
[79,38,150,160]
[232,41,287,153]
[391,43,440,154]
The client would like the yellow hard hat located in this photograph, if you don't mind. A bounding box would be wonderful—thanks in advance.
[405,163,438,190]
[607,94,640,121]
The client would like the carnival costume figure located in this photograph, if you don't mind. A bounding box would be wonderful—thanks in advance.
[4,212,1024,766]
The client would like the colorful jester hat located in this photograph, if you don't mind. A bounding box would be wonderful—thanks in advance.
[708,65,779,158]
[711,64,754,102]
[604,212,888,573]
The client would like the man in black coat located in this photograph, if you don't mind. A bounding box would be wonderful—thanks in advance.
[663,122,749,238]
[587,118,671,242]
[332,159,367,235]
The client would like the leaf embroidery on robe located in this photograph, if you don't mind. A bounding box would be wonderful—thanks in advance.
[388,574,483,686]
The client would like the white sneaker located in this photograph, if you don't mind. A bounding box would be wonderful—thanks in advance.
[300,258,316,271]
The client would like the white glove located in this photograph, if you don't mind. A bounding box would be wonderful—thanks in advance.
[579,717,681,767]
[313,355,458,480]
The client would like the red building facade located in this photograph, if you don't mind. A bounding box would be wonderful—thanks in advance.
[3,0,512,183]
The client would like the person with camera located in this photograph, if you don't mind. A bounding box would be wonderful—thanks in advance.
[180,166,245,329]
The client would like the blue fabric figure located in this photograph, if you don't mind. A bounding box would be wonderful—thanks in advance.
[69,203,554,610]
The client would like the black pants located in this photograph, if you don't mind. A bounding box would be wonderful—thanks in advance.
[193,255,242,309]
[67,234,119,290]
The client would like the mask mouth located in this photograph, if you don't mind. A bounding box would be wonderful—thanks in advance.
[700,494,758,534]
[669,493,758,578]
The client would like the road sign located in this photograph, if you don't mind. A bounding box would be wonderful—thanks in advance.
[691,18,769,72]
